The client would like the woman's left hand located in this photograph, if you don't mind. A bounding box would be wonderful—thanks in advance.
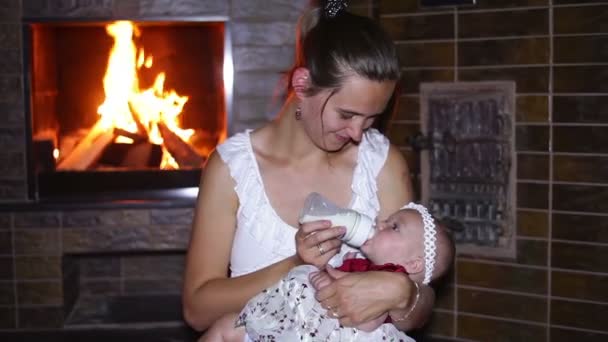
[315,266,410,326]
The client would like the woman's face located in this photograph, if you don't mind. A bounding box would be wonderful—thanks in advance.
[301,75,397,152]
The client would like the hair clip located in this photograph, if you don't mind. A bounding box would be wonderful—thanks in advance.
[324,0,348,18]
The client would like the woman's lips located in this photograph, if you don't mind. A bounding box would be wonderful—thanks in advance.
[335,134,350,142]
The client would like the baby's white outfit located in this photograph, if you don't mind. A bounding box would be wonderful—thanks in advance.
[216,128,413,341]
[237,264,414,341]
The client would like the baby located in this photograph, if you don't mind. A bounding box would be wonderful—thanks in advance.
[200,203,454,342]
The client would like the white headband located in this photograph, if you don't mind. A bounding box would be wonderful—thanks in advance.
[401,202,437,285]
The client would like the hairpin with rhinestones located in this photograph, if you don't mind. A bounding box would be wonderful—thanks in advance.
[324,0,348,18]
[401,202,437,285]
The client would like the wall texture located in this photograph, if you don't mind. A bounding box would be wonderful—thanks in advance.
[379,0,608,341]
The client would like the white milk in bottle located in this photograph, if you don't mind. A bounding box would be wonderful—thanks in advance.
[299,193,375,247]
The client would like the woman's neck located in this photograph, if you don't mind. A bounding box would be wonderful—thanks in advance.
[264,97,335,164]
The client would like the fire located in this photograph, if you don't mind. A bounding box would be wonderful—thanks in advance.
[96,21,193,169]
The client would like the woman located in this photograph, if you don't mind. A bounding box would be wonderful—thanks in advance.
[182,0,436,336]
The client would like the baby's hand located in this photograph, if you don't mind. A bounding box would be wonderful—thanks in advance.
[310,270,334,291]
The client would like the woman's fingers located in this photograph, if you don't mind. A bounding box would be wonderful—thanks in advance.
[295,220,345,268]
[303,228,345,250]
[310,270,334,290]
[298,220,345,240]
[297,219,331,236]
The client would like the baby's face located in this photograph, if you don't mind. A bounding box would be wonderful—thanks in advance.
[360,209,425,265]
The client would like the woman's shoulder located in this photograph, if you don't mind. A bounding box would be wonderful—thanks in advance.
[215,130,251,158]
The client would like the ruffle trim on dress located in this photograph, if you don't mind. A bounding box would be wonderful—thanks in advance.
[350,128,390,218]
[216,130,295,259]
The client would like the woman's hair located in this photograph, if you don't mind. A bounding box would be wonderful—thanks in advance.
[289,0,401,96]
[287,1,401,132]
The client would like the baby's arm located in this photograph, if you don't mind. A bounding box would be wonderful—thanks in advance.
[198,312,245,342]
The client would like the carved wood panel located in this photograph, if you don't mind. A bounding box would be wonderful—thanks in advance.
[420,82,517,258]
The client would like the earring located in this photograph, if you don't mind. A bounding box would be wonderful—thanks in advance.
[295,107,302,120]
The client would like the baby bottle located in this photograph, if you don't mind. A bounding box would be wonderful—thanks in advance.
[299,192,375,247]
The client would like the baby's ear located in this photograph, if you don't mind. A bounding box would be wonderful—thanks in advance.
[404,257,424,275]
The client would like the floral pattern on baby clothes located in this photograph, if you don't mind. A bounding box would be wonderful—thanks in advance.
[237,265,415,342]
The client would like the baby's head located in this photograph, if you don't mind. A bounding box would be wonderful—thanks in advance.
[360,203,454,284]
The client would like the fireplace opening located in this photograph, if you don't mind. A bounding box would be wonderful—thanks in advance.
[26,20,230,201]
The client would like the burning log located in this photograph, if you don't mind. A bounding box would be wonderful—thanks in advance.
[128,101,149,140]
[57,120,116,170]
[113,128,147,143]
[123,142,162,168]
[157,122,205,168]
[98,142,162,168]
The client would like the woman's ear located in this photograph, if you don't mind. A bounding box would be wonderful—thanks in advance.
[291,67,311,99]
[403,257,424,275]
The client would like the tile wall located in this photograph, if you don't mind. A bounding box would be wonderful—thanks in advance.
[379,0,608,340]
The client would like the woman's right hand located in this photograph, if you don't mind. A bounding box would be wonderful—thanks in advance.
[295,220,345,269]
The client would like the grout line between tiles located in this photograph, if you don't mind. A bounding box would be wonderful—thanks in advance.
[457,284,548,299]
[551,324,608,336]
[458,311,547,327]
[547,2,556,338]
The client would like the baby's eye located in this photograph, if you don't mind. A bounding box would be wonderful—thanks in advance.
[391,223,399,231]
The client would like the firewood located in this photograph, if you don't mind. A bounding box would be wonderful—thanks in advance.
[122,142,162,168]
[57,120,116,170]
[98,142,162,168]
[128,101,149,140]
[157,122,205,168]
[114,128,147,143]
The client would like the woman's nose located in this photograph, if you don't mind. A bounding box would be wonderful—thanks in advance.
[348,117,365,143]
[347,122,364,142]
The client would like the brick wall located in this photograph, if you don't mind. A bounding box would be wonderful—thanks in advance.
[379,0,608,341]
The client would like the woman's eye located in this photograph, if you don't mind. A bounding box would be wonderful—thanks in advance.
[340,113,354,120]
[391,223,399,231]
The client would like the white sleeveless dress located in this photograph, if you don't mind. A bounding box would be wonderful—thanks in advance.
[216,129,414,341]
[217,128,390,276]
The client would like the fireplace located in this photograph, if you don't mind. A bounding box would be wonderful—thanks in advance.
[0,0,306,338]
[25,19,232,201]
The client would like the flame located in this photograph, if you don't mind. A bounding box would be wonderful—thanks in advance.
[96,21,193,169]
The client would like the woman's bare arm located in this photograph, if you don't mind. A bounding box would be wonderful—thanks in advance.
[182,151,302,331]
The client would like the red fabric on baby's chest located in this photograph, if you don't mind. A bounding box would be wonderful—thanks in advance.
[336,258,408,325]
[337,258,408,274]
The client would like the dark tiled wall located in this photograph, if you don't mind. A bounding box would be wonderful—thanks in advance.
[379,0,608,341]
